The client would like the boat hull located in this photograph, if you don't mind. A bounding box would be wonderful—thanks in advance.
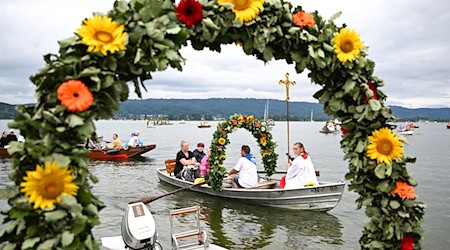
[0,148,10,158]
[398,130,414,135]
[88,145,156,159]
[157,168,344,211]
[0,145,156,159]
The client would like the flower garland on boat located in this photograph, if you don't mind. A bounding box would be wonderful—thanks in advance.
[0,0,425,249]
[208,114,278,190]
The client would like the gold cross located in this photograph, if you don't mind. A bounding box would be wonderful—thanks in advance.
[279,72,296,101]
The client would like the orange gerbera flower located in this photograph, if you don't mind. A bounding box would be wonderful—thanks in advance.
[57,80,94,112]
[392,181,415,199]
[293,11,315,28]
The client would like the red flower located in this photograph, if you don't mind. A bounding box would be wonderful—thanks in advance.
[292,11,315,29]
[261,134,266,139]
[175,0,203,27]
[57,80,93,112]
[232,120,237,125]
[365,80,378,103]
[243,116,247,121]
[341,126,349,135]
[400,234,414,250]
[255,123,260,128]
[392,181,415,199]
[221,130,226,135]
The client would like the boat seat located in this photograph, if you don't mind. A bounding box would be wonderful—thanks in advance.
[165,159,176,176]
[251,180,277,189]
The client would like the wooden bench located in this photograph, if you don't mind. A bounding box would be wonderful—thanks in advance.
[251,180,277,189]
[165,159,176,176]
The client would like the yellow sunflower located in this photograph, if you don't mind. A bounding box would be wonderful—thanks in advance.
[20,162,79,210]
[333,27,364,63]
[76,14,127,56]
[367,128,404,165]
[217,0,264,23]
[260,137,267,146]
[218,138,226,145]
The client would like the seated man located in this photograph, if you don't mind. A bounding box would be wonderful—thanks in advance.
[228,145,258,188]
[106,133,122,150]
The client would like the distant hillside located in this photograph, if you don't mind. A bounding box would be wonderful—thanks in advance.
[116,98,450,121]
[0,102,17,119]
[1,99,449,121]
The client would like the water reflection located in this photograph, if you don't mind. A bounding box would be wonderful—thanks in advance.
[160,182,343,249]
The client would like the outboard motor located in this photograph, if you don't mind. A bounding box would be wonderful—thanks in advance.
[121,202,161,250]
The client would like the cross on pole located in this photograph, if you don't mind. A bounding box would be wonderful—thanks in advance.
[279,72,296,162]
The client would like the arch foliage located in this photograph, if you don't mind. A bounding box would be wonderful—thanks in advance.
[0,0,425,249]
[208,114,278,190]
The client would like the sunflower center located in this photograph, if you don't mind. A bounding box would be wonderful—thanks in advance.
[341,40,354,53]
[41,179,64,199]
[377,139,393,155]
[234,0,251,11]
[95,31,114,43]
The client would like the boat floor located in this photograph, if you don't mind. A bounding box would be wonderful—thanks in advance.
[101,236,227,250]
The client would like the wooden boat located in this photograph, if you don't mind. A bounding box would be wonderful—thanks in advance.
[157,167,345,211]
[0,147,10,158]
[198,121,211,128]
[88,144,156,159]
[0,145,156,160]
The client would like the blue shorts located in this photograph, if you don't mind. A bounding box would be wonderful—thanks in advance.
[233,176,243,188]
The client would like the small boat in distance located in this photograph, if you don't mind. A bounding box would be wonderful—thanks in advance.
[398,123,414,135]
[319,120,340,134]
[198,121,211,128]
[0,145,156,160]
[447,122,450,129]
[263,100,275,130]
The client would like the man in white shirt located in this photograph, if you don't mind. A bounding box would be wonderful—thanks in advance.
[228,145,258,188]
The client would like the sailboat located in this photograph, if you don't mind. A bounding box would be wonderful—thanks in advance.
[263,100,275,129]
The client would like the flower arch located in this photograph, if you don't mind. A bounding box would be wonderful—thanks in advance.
[1,0,425,249]
[208,114,278,190]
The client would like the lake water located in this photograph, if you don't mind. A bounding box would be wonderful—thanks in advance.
[1,120,449,249]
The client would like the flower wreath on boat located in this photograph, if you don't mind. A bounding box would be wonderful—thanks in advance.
[1,0,425,249]
[208,114,278,190]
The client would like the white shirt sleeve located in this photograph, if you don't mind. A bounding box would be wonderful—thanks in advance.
[234,158,245,172]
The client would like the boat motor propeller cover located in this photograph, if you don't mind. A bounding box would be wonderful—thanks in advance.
[121,202,157,250]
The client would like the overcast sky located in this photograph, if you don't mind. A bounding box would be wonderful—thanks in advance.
[0,0,449,108]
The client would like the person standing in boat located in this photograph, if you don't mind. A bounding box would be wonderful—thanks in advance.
[106,133,122,150]
[193,142,206,163]
[175,140,199,179]
[280,142,318,189]
[228,145,258,188]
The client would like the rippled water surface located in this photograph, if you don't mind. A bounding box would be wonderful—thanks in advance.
[1,120,449,249]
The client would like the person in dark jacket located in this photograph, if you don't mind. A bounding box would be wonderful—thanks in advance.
[6,129,18,143]
[192,142,206,163]
[0,131,8,147]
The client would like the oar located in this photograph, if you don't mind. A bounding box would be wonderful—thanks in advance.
[129,179,210,205]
